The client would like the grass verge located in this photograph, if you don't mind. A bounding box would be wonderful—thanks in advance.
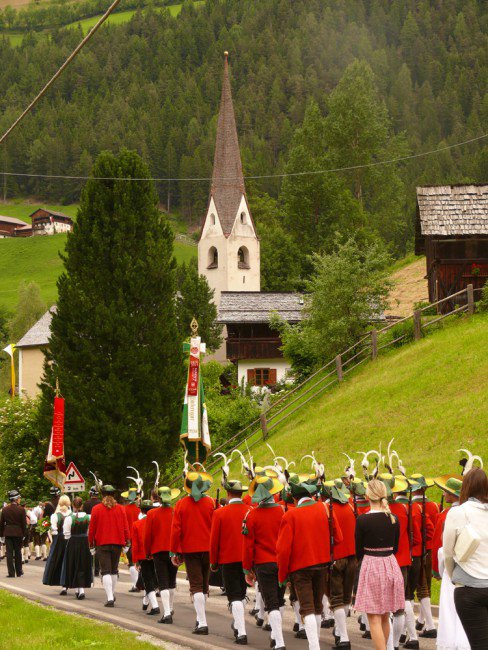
[0,589,160,649]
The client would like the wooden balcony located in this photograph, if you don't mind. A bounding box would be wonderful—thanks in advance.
[226,337,283,361]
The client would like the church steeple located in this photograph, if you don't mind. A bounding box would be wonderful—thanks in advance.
[210,51,247,237]
[198,52,260,312]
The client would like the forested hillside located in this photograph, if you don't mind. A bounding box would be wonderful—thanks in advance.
[0,0,486,269]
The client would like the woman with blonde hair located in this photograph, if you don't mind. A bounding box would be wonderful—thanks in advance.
[354,479,405,650]
[42,494,71,594]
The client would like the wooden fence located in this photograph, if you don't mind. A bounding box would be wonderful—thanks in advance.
[171,284,481,483]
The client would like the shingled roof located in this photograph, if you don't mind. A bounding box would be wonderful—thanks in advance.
[0,215,28,226]
[416,185,488,236]
[16,307,56,348]
[218,292,304,324]
[210,53,246,237]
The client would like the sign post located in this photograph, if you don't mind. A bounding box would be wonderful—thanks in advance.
[64,461,85,493]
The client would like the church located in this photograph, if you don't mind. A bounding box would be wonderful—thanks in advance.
[198,53,303,388]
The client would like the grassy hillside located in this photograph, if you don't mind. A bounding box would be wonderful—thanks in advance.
[0,201,197,311]
[2,1,205,45]
[226,313,488,481]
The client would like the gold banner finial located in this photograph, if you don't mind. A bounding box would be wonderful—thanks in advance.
[190,317,199,336]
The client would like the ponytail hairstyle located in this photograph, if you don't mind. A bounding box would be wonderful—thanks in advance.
[56,495,71,514]
[72,496,83,511]
[366,479,395,524]
[102,495,117,509]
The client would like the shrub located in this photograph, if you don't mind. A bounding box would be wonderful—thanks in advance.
[413,300,437,316]
[478,283,488,312]
[388,319,416,347]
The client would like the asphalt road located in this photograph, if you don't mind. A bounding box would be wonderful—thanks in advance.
[0,561,437,650]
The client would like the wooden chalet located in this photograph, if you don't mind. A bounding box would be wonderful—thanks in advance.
[30,208,73,236]
[415,185,488,308]
[218,292,304,388]
[0,215,27,237]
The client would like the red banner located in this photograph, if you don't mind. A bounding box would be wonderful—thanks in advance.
[51,397,65,459]
[188,355,200,396]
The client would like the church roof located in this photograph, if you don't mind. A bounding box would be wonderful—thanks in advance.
[217,292,304,324]
[210,53,246,237]
[16,307,56,348]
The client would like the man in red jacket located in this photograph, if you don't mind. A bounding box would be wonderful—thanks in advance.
[410,474,438,641]
[88,485,130,607]
[277,480,343,650]
[123,488,141,592]
[145,486,180,624]
[170,471,214,635]
[431,475,462,577]
[243,475,285,649]
[132,499,160,616]
[210,480,249,644]
[325,479,356,650]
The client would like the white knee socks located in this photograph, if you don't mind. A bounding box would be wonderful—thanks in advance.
[231,600,246,636]
[303,613,320,650]
[256,589,265,620]
[35,545,40,559]
[194,592,207,627]
[322,594,332,620]
[160,589,171,616]
[387,619,394,650]
[315,614,321,638]
[269,610,284,648]
[420,597,435,631]
[41,544,47,559]
[142,592,149,606]
[393,613,405,646]
[334,606,349,642]
[169,587,175,611]
[147,590,158,610]
[129,565,138,588]
[405,600,418,640]
[293,600,304,630]
[102,574,114,602]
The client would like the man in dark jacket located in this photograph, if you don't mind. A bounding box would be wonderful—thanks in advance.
[83,487,101,515]
[43,487,61,520]
[0,490,27,578]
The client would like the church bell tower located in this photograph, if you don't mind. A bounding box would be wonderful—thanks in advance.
[198,52,260,305]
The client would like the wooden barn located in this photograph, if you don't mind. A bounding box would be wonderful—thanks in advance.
[415,185,488,308]
[30,208,73,236]
[0,215,27,237]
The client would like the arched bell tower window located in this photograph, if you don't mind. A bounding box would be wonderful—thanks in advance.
[238,246,250,270]
[210,213,216,225]
[240,212,246,224]
[207,246,218,269]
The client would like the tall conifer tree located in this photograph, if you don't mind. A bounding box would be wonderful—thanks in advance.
[38,150,184,484]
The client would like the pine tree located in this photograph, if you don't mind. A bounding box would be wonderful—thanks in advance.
[38,150,184,485]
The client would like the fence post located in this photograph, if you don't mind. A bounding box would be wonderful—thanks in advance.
[335,355,343,382]
[413,310,422,340]
[467,283,475,315]
[371,329,378,360]
[260,413,268,440]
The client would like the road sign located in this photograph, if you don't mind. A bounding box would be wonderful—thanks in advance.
[64,461,85,493]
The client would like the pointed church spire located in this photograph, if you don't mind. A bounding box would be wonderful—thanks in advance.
[211,52,246,236]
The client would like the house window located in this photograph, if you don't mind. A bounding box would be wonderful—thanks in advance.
[207,246,218,269]
[247,368,277,386]
[238,246,250,269]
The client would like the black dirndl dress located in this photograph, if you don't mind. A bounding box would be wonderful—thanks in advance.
[61,513,93,588]
[42,513,69,586]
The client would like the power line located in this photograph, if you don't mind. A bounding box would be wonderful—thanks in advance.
[0,0,122,147]
[0,133,486,182]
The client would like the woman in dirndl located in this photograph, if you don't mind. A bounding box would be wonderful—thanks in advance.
[61,496,93,600]
[42,494,71,594]
[354,479,405,650]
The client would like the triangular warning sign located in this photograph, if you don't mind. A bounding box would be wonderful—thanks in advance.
[65,461,84,484]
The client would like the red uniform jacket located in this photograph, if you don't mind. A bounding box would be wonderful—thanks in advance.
[145,505,174,555]
[88,503,129,547]
[124,503,141,541]
[332,502,356,560]
[389,501,412,567]
[276,500,343,584]
[210,500,249,565]
[242,504,284,571]
[407,501,434,557]
[132,516,148,563]
[170,495,214,554]
[432,508,450,575]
